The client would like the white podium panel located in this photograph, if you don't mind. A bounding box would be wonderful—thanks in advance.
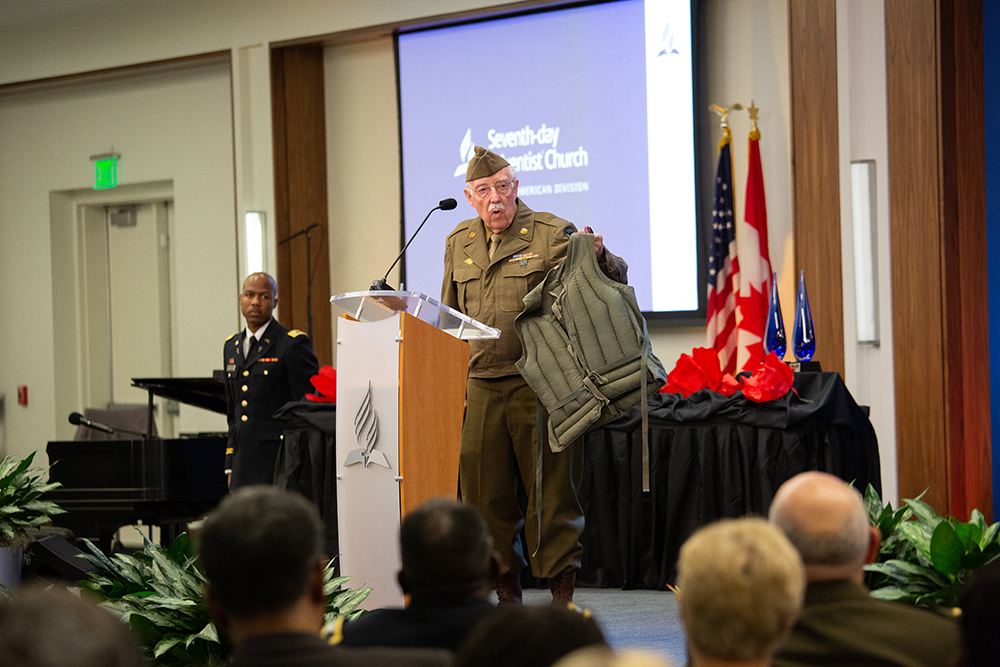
[336,316,404,609]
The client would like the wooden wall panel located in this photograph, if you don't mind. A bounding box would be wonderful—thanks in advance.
[940,0,991,520]
[788,0,844,378]
[885,0,990,518]
[885,0,949,513]
[271,45,333,366]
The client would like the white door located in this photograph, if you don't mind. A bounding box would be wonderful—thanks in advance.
[80,201,176,437]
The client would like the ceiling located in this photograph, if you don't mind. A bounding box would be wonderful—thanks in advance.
[0,0,128,29]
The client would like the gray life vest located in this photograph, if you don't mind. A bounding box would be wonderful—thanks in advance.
[514,232,667,490]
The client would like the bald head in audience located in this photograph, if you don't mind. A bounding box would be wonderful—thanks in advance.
[768,471,880,582]
[768,472,960,667]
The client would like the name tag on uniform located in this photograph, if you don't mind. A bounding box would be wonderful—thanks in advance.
[226,363,236,372]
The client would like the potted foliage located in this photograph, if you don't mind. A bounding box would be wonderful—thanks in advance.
[862,484,1000,608]
[0,451,66,589]
[80,532,370,666]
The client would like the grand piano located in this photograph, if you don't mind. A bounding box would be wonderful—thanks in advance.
[46,377,229,554]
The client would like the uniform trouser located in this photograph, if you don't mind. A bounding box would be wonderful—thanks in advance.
[461,375,584,579]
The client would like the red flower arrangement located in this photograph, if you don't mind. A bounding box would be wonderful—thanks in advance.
[661,349,796,403]
[661,347,741,398]
[741,352,796,402]
[305,365,337,403]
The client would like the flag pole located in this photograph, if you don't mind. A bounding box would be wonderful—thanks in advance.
[736,99,774,370]
[706,102,744,375]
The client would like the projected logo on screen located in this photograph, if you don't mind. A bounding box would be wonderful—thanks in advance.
[453,126,590,179]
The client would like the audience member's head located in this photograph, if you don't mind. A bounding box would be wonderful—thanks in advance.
[399,497,498,597]
[198,486,326,641]
[454,604,607,667]
[676,517,804,665]
[553,646,677,667]
[768,471,880,583]
[956,557,1000,667]
[0,585,146,667]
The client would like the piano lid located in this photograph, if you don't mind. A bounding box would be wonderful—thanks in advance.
[132,377,226,414]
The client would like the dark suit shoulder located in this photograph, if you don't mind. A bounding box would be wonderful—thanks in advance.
[338,598,496,651]
[287,329,309,339]
[225,332,239,343]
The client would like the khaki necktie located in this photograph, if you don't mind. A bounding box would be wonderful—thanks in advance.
[489,233,502,261]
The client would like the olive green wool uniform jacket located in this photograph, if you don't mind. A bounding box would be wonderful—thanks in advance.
[772,580,959,667]
[441,199,626,378]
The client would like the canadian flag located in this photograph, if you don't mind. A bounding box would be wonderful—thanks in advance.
[736,127,772,371]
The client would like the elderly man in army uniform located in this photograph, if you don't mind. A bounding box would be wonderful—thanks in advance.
[441,147,627,605]
[224,272,319,491]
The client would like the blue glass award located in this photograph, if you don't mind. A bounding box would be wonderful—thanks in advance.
[792,270,816,362]
[764,272,786,359]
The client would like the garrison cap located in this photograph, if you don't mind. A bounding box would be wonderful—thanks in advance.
[466,146,510,182]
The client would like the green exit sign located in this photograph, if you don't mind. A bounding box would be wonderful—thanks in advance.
[94,156,117,190]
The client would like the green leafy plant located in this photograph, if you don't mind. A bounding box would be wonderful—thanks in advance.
[0,451,66,549]
[862,484,1000,607]
[79,532,370,666]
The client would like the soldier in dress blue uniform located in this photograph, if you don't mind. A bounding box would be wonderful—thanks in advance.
[224,272,319,491]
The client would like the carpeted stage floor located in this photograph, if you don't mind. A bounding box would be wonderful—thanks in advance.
[517,588,687,665]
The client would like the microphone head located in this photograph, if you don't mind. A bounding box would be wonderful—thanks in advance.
[68,412,84,425]
[439,198,458,211]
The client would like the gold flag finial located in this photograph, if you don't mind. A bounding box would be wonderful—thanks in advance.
[747,100,760,139]
[709,103,744,130]
[710,103,744,149]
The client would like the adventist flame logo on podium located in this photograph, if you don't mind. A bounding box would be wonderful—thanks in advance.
[344,381,390,469]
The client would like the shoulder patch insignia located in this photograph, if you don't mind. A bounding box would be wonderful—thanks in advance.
[288,329,308,338]
[225,332,239,342]
[564,227,575,238]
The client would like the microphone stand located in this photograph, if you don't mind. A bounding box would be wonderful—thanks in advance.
[71,414,150,440]
[277,223,321,340]
[372,200,455,291]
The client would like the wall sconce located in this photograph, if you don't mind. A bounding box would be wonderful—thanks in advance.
[244,211,267,276]
[850,160,879,345]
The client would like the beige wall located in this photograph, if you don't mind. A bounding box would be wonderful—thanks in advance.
[0,0,895,497]
[0,0,512,86]
[0,58,236,459]
[837,0,896,502]
[323,38,402,349]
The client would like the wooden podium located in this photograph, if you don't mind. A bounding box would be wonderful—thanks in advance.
[330,291,498,608]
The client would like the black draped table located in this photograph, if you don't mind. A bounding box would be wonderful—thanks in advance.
[573,371,881,590]
[274,372,880,590]
[274,401,340,563]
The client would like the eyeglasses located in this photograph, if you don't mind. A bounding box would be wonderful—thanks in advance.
[472,181,512,199]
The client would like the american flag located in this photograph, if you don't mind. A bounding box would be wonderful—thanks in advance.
[706,134,739,375]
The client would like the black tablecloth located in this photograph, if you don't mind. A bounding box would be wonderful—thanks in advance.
[574,371,881,589]
[273,373,880,590]
[274,401,339,563]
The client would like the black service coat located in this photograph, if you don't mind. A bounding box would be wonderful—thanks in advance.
[224,319,318,490]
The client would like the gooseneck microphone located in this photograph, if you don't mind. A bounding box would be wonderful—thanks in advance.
[371,198,458,291]
[69,412,150,439]
[68,412,116,434]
